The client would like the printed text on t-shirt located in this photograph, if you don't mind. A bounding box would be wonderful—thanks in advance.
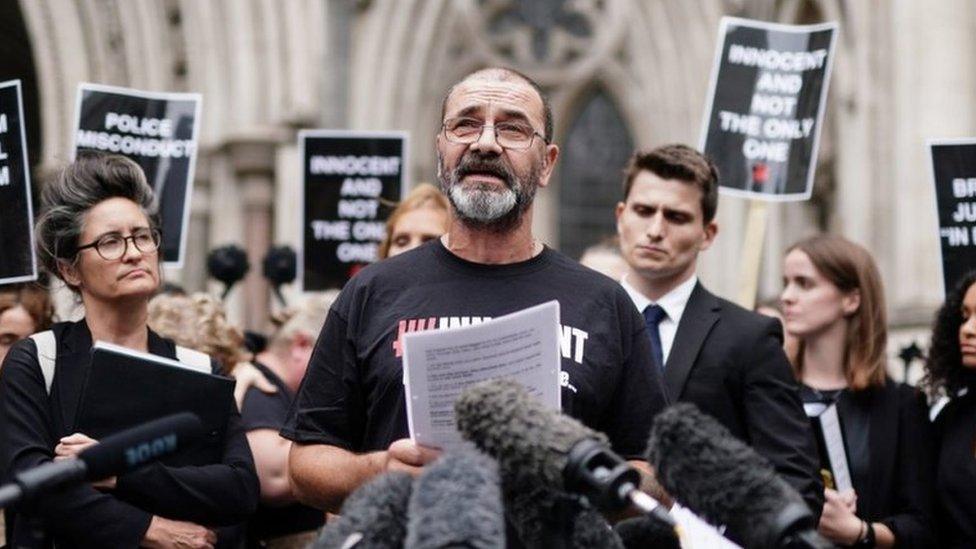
[392,316,589,364]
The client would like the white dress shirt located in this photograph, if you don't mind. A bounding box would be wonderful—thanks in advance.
[620,274,698,364]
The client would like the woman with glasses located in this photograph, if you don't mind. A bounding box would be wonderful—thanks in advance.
[0,154,258,548]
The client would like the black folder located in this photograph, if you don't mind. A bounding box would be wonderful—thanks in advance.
[75,341,235,465]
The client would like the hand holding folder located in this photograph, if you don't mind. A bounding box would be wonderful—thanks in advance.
[75,341,235,466]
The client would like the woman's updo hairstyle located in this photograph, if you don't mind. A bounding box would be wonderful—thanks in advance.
[35,153,158,288]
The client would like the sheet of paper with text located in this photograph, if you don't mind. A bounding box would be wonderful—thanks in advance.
[403,300,561,450]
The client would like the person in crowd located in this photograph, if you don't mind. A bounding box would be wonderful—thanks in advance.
[781,235,936,547]
[0,284,53,544]
[755,298,800,363]
[578,236,628,281]
[283,67,668,516]
[149,291,333,547]
[0,284,54,366]
[922,271,976,548]
[148,292,251,375]
[241,293,335,547]
[0,153,258,548]
[614,144,822,514]
[377,182,451,259]
[149,292,278,408]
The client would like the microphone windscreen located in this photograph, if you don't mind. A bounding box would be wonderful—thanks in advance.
[647,403,813,549]
[406,446,505,549]
[454,378,607,490]
[315,471,413,549]
[614,515,681,549]
[79,412,204,480]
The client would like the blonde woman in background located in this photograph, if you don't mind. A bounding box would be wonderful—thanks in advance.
[378,183,450,259]
[148,293,251,375]
[149,292,336,548]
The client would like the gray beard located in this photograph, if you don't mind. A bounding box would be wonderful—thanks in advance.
[439,158,539,233]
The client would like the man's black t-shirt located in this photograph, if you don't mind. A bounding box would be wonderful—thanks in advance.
[240,362,324,543]
[281,240,668,459]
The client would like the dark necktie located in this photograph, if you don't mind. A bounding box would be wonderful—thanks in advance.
[643,304,667,370]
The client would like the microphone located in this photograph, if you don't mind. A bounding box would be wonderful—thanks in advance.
[0,412,204,508]
[647,403,831,549]
[405,446,505,549]
[455,379,673,524]
[614,515,681,549]
[315,471,413,549]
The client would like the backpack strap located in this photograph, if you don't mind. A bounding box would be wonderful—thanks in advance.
[29,331,57,395]
[175,345,212,374]
[24,334,210,394]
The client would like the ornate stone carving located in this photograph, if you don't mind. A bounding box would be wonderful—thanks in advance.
[478,0,605,67]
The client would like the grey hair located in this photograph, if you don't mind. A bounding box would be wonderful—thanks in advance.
[35,152,158,287]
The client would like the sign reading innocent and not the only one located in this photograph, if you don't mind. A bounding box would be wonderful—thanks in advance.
[300,131,407,291]
[701,17,837,201]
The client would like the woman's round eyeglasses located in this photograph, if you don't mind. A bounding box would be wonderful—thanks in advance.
[76,228,161,261]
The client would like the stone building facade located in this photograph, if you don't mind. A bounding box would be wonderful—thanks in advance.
[3,0,973,381]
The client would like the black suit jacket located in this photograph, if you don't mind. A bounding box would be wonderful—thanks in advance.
[664,283,824,514]
[836,380,936,547]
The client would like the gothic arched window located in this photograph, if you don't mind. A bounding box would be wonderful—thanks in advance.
[558,88,634,258]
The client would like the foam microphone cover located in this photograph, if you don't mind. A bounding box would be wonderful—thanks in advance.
[406,446,504,548]
[80,412,204,480]
[315,471,413,549]
[454,378,609,491]
[455,379,622,548]
[647,403,820,549]
[614,515,681,549]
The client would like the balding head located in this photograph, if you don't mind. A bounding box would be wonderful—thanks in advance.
[441,67,553,142]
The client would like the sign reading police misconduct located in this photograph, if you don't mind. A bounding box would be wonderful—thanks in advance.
[0,80,37,285]
[701,18,837,201]
[929,139,976,294]
[73,83,201,266]
[300,131,407,291]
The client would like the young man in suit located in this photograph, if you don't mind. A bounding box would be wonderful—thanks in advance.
[615,144,824,515]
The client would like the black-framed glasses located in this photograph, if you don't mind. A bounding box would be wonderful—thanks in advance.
[441,117,545,150]
[76,228,161,260]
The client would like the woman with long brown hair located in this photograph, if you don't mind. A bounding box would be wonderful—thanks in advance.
[780,234,935,547]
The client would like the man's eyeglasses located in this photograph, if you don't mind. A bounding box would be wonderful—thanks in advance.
[441,117,545,150]
[76,228,161,261]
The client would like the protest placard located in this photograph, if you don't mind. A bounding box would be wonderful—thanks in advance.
[0,79,37,285]
[300,130,407,291]
[73,83,201,267]
[701,17,837,201]
[929,139,976,294]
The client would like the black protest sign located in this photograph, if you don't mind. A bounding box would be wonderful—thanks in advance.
[73,83,201,267]
[701,18,837,201]
[0,80,37,285]
[300,131,407,291]
[929,140,976,294]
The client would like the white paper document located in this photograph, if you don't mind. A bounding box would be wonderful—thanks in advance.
[402,300,562,450]
[671,503,742,549]
[819,403,853,492]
